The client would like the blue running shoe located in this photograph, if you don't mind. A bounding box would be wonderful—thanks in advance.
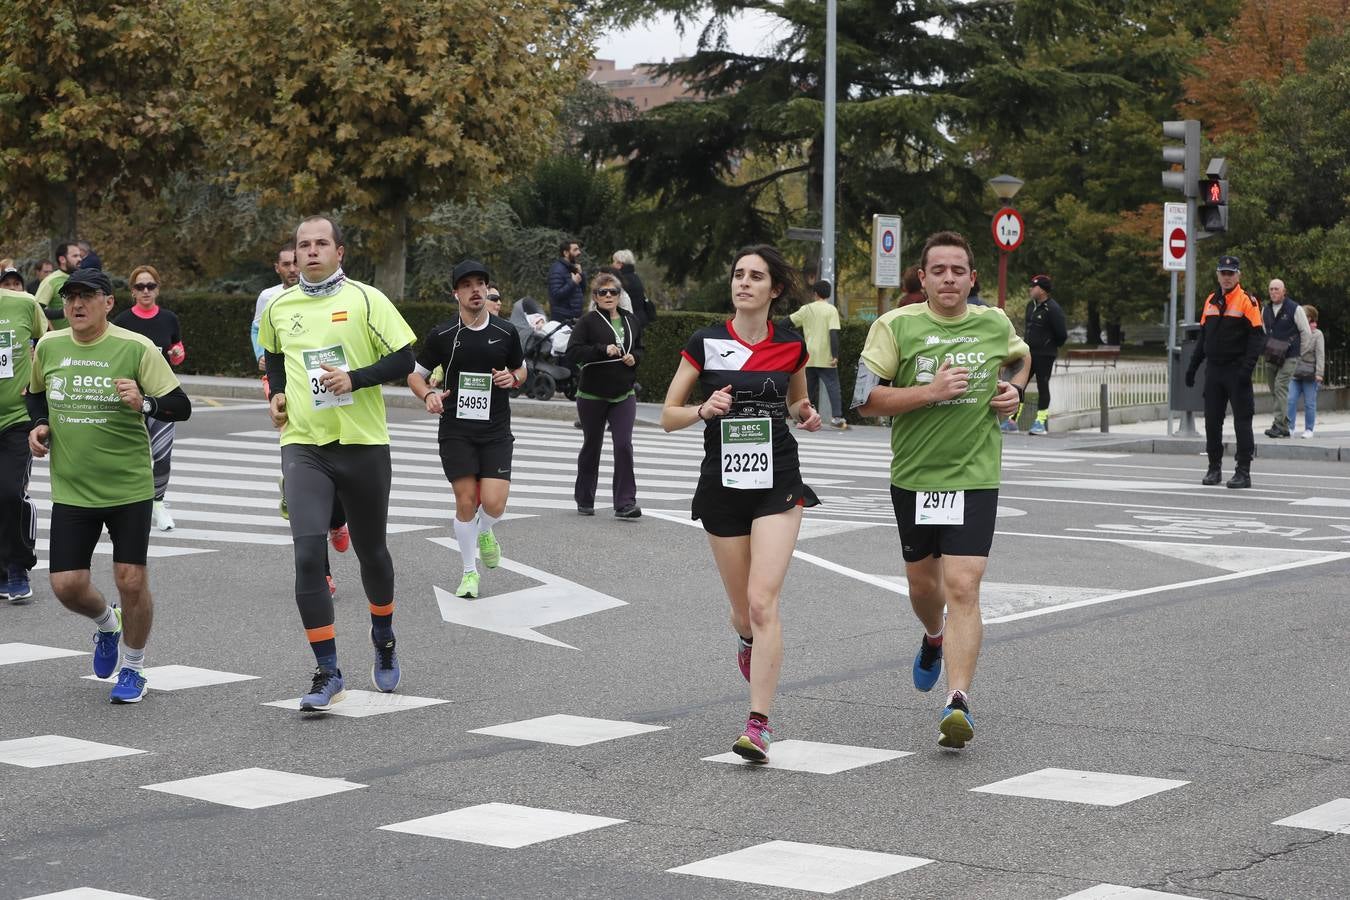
[109,666,148,704]
[1028,419,1048,436]
[7,565,32,603]
[912,635,943,692]
[299,666,345,712]
[938,690,974,749]
[370,630,400,693]
[92,607,123,679]
[999,418,1018,434]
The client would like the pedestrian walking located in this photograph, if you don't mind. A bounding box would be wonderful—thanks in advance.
[1287,304,1324,438]
[1020,274,1068,435]
[1262,279,1310,438]
[789,279,849,429]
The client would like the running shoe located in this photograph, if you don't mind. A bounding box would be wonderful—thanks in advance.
[732,716,773,763]
[1028,419,1048,436]
[109,667,148,704]
[912,634,943,692]
[736,635,752,682]
[371,629,400,693]
[614,506,642,519]
[577,506,595,516]
[299,666,346,712]
[938,691,974,749]
[455,571,480,599]
[830,417,850,430]
[278,476,288,520]
[6,565,33,603]
[477,530,501,568]
[92,607,123,679]
[330,524,350,553]
[0,568,10,601]
[152,500,175,531]
[999,418,1018,434]
[326,575,337,599]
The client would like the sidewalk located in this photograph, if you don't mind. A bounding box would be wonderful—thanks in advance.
[179,375,1350,461]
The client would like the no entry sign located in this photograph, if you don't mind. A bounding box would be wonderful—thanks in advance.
[1162,202,1188,272]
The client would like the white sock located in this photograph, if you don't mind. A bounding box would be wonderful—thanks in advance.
[477,505,500,534]
[454,516,479,573]
[94,606,119,632]
[122,646,146,672]
[925,625,944,641]
[946,689,969,706]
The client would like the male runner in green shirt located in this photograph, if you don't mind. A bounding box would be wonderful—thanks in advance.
[260,215,416,712]
[0,270,46,601]
[28,268,193,703]
[854,230,1029,750]
[34,242,84,330]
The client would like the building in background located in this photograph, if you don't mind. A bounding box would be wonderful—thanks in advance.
[588,59,701,111]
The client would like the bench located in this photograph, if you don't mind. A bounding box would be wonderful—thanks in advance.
[1055,346,1120,371]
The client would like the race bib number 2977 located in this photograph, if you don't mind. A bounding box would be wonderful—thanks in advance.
[915,490,964,525]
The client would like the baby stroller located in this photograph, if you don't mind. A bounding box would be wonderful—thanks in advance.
[509,297,577,401]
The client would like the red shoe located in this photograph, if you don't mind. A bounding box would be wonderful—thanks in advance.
[326,575,337,599]
[329,525,350,553]
[736,635,752,682]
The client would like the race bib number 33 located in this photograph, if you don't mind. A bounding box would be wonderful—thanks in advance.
[721,417,773,489]
[456,372,492,420]
[916,490,964,525]
[304,345,354,409]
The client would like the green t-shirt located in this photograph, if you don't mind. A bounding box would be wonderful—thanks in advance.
[0,290,48,432]
[789,300,840,368]
[31,324,181,507]
[258,280,416,446]
[861,303,1029,491]
[35,270,70,331]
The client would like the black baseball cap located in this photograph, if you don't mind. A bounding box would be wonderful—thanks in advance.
[1030,274,1052,291]
[58,268,114,297]
[451,259,491,289]
[1216,255,1240,272]
[0,266,24,289]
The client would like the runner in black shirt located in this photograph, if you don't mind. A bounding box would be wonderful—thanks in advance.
[408,259,525,600]
[111,266,184,532]
[661,244,821,764]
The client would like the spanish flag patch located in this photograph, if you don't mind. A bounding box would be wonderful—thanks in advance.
[331,310,349,323]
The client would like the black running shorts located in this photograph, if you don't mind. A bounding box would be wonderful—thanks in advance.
[48,500,153,572]
[890,486,999,562]
[439,432,514,482]
[692,470,820,538]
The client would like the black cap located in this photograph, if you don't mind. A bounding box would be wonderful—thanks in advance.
[58,268,114,297]
[1216,255,1240,272]
[0,266,24,288]
[1030,274,1052,291]
[451,259,491,289]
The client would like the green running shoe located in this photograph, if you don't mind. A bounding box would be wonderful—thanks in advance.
[477,530,501,568]
[455,571,480,599]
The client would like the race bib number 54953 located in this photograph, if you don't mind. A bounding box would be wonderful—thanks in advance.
[721,417,773,489]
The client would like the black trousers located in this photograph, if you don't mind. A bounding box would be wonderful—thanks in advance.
[1029,354,1056,411]
[0,424,37,572]
[1203,364,1255,469]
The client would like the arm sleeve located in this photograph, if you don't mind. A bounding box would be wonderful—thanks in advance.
[347,345,415,390]
[43,306,64,321]
[30,299,47,339]
[566,316,609,365]
[146,386,192,422]
[507,330,525,370]
[1243,321,1266,372]
[1051,302,1069,346]
[829,329,840,359]
[1315,331,1325,378]
[859,317,899,380]
[547,263,569,305]
[25,390,48,424]
[1004,314,1030,361]
[136,343,181,398]
[631,316,644,365]
[265,350,288,394]
[788,308,805,328]
[680,331,705,371]
[1295,306,1311,355]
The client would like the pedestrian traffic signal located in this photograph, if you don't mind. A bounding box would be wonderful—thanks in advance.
[1198,157,1229,234]
[1162,119,1200,197]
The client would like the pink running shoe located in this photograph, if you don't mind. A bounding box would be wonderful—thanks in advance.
[736,635,752,682]
[732,716,773,763]
[330,524,350,553]
[326,575,337,599]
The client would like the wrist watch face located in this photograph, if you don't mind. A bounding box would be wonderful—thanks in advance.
[142,399,152,414]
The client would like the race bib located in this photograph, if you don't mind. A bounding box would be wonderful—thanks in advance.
[0,332,13,379]
[721,417,773,489]
[456,371,492,420]
[304,345,354,409]
[916,490,964,525]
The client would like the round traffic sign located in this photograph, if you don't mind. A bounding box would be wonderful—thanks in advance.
[882,229,895,253]
[1168,227,1187,260]
[991,208,1025,252]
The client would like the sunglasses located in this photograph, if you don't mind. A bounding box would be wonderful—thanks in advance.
[594,288,620,297]
[133,282,158,291]
[486,295,501,302]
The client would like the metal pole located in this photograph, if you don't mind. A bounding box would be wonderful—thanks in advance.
[820,0,837,286]
[997,249,1009,308]
[1167,270,1178,437]
[1182,196,1197,434]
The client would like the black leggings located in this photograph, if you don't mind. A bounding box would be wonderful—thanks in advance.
[0,424,36,571]
[1030,354,1056,411]
[280,443,393,634]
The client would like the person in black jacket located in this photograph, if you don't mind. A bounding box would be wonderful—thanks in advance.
[567,272,643,518]
[546,238,585,323]
[612,249,656,326]
[1021,274,1068,435]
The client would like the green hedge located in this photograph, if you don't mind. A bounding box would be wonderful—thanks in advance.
[139,296,873,421]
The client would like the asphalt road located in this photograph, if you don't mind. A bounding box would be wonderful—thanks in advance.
[1,397,1347,900]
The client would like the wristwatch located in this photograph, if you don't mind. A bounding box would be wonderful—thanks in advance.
[141,398,153,415]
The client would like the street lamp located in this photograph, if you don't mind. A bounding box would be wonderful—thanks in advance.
[988,174,1025,308]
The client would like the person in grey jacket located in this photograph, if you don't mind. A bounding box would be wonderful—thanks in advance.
[1021,274,1068,435]
[1286,303,1325,438]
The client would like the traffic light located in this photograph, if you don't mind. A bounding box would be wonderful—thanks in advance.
[1198,157,1229,234]
[1162,119,1200,197]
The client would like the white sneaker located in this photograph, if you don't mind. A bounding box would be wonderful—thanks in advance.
[152,500,175,531]
[1303,430,1314,439]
